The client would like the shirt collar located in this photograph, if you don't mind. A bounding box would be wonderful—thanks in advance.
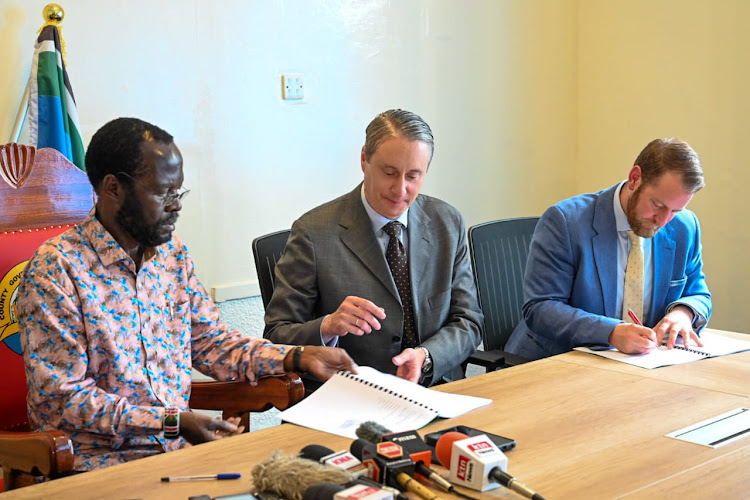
[613,180,631,233]
[83,208,159,269]
[360,183,409,233]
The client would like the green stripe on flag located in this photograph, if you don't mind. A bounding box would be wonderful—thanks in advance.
[69,118,85,168]
[36,51,62,97]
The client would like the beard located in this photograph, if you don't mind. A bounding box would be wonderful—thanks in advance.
[625,185,659,238]
[115,193,178,247]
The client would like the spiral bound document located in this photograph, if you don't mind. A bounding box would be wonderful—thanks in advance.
[278,366,492,439]
[574,330,750,369]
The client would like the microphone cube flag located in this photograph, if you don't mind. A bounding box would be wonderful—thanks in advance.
[450,434,508,491]
[322,450,369,478]
[334,483,393,500]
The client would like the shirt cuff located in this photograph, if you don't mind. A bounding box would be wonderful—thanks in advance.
[320,314,338,345]
[666,302,704,329]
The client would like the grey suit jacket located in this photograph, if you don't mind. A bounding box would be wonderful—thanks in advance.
[263,184,483,382]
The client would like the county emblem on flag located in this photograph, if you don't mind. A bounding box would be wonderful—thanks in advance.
[27,24,85,171]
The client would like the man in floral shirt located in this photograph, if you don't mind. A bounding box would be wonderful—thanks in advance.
[17,117,356,471]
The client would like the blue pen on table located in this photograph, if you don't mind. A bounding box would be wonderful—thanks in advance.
[161,473,241,482]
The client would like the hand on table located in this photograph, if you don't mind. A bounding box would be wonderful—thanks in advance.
[179,413,243,444]
[392,347,426,383]
[653,306,702,349]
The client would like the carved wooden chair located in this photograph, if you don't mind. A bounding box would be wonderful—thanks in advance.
[0,144,304,491]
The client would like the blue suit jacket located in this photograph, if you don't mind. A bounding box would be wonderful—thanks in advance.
[505,184,711,360]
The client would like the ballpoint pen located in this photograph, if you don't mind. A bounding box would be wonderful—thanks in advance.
[627,309,642,326]
[161,473,242,482]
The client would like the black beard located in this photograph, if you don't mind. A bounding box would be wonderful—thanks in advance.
[115,193,177,247]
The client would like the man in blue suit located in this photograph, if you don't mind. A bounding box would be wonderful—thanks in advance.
[506,138,711,360]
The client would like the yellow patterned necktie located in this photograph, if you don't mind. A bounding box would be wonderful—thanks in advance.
[622,230,644,322]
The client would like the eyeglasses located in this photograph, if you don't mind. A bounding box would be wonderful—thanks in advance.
[115,171,190,207]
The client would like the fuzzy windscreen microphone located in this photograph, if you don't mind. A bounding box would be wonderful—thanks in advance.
[355,421,391,443]
[251,451,353,500]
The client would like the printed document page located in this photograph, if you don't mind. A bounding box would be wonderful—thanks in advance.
[574,330,750,369]
[278,366,491,439]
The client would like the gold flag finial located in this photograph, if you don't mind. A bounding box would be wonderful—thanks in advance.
[42,4,64,24]
[39,4,68,66]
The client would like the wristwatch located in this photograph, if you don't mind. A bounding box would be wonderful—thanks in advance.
[292,346,305,372]
[417,347,433,373]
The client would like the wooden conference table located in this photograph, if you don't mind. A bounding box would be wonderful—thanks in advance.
[3,328,749,499]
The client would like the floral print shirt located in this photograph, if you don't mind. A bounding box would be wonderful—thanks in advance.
[17,210,290,470]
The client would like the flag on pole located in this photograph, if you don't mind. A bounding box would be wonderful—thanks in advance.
[27,24,85,171]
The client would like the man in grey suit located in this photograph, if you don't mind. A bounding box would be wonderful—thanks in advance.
[264,109,482,385]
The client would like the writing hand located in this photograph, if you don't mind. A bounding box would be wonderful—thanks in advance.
[608,323,659,354]
[321,296,386,338]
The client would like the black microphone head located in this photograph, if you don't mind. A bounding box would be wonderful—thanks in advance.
[300,444,336,462]
[302,482,345,500]
[356,421,392,443]
[350,438,375,460]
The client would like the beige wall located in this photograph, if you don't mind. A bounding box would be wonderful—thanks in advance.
[0,0,578,298]
[0,0,743,331]
[577,0,747,331]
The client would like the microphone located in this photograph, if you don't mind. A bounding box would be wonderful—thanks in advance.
[435,432,547,500]
[300,444,407,500]
[303,482,393,500]
[252,451,365,500]
[302,483,347,500]
[356,421,455,494]
[356,421,433,467]
[300,444,370,477]
[350,438,442,500]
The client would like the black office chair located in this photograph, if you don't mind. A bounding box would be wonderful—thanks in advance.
[251,229,291,308]
[465,217,539,371]
[252,229,327,395]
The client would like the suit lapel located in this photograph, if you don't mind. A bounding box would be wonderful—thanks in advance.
[650,225,676,325]
[339,185,400,300]
[407,197,434,298]
[592,186,619,318]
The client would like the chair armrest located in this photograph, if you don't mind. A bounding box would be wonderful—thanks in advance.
[190,373,305,417]
[0,429,74,489]
[466,350,506,371]
[504,352,533,366]
[466,350,533,373]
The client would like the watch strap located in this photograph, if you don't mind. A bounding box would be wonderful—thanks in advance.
[292,345,305,372]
